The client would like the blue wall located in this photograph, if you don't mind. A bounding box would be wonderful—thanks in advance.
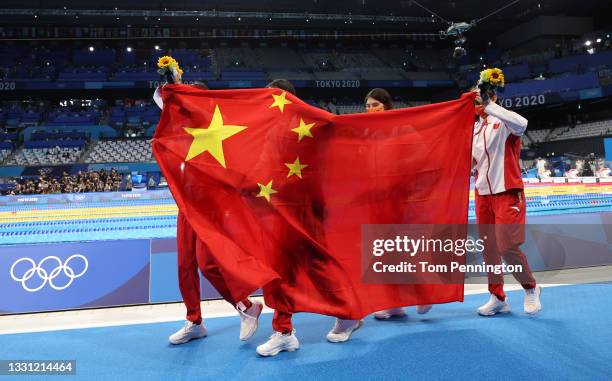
[1,211,610,315]
[605,137,612,162]
[0,236,248,315]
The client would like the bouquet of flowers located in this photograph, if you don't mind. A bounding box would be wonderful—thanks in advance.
[477,68,505,102]
[157,56,183,84]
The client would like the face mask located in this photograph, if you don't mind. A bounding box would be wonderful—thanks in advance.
[367,104,385,113]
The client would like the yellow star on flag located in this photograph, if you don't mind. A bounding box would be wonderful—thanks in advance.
[269,91,292,112]
[183,105,247,166]
[291,118,315,141]
[285,157,308,178]
[257,180,277,202]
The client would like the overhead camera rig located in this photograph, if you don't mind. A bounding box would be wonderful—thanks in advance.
[431,0,522,58]
[439,21,476,58]
[441,21,476,37]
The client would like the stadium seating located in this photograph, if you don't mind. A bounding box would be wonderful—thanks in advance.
[46,110,101,126]
[1,43,611,101]
[0,149,10,163]
[85,139,153,163]
[113,68,159,81]
[215,48,307,71]
[181,71,215,81]
[549,119,612,141]
[314,71,360,80]
[4,66,55,82]
[0,103,46,129]
[522,119,612,145]
[0,141,13,163]
[158,49,210,68]
[221,69,266,81]
[360,68,408,80]
[503,72,600,97]
[30,131,88,140]
[109,104,160,127]
[549,51,612,74]
[267,71,315,80]
[334,105,363,114]
[501,63,531,81]
[1,40,611,165]
[332,100,412,114]
[7,147,83,165]
[527,129,550,143]
[58,68,109,81]
[72,49,115,66]
[545,126,570,141]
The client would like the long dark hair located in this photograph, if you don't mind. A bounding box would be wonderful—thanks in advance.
[266,79,296,96]
[365,88,393,110]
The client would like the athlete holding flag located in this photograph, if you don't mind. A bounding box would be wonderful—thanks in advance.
[154,57,263,345]
[471,68,542,316]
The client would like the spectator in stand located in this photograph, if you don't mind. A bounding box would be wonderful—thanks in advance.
[125,174,133,191]
[595,159,611,178]
[3,169,122,195]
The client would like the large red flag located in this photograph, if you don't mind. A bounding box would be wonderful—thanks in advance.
[152,85,475,320]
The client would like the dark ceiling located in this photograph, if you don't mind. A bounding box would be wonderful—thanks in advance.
[1,1,610,34]
[1,1,609,19]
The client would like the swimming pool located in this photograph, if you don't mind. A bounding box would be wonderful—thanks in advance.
[1,184,610,245]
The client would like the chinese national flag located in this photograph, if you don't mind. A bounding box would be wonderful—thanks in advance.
[152,85,475,320]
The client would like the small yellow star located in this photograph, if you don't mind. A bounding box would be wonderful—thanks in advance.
[285,157,308,179]
[183,105,247,166]
[291,118,315,141]
[257,180,277,202]
[269,91,292,112]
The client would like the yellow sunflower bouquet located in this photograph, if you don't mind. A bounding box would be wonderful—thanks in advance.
[479,68,505,88]
[477,67,505,102]
[157,55,183,83]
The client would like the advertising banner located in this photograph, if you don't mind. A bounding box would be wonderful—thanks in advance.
[0,239,150,314]
[0,189,173,207]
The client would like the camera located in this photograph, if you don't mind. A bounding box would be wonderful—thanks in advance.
[453,46,467,58]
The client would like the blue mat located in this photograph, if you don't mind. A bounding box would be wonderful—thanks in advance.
[1,284,611,381]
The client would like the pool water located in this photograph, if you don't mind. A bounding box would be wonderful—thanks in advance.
[1,185,610,245]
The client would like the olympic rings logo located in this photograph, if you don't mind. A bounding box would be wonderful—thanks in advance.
[9,255,89,292]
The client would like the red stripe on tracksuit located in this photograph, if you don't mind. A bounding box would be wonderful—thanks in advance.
[482,122,494,194]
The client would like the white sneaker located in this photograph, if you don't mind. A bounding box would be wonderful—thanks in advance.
[256,330,299,357]
[326,319,364,343]
[168,321,208,345]
[374,307,406,320]
[524,286,542,315]
[477,294,511,316]
[237,301,263,341]
[416,305,432,314]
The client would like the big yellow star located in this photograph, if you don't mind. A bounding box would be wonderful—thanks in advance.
[257,180,277,202]
[291,118,315,141]
[183,105,247,166]
[285,157,308,178]
[269,91,292,112]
